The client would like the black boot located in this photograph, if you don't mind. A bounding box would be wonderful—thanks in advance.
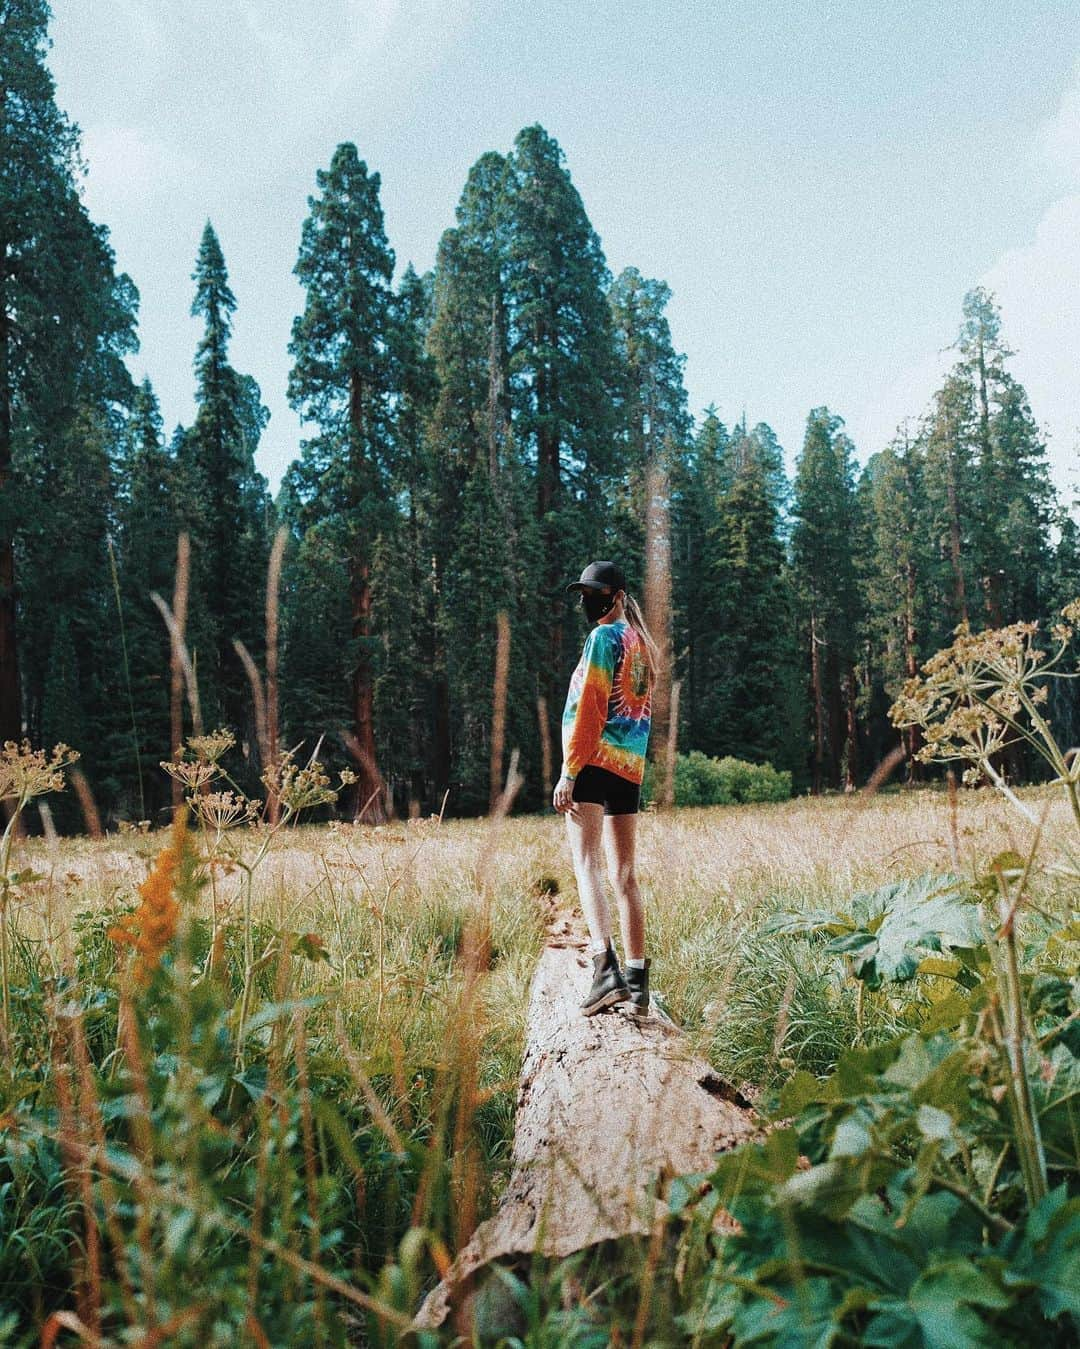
[580,941,630,1016]
[622,959,650,1017]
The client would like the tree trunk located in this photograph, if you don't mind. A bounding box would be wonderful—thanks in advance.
[535,326,563,778]
[826,645,844,789]
[412,928,757,1331]
[487,291,509,484]
[348,370,386,822]
[349,553,384,821]
[944,432,968,624]
[843,663,859,791]
[644,456,673,804]
[0,241,20,744]
[488,611,510,812]
[902,558,922,780]
[169,533,190,808]
[810,607,824,795]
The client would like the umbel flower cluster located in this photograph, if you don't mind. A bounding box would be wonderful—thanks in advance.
[159,728,356,828]
[0,740,79,804]
[889,600,1080,788]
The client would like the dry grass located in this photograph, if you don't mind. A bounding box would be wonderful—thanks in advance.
[19,779,1068,944]
[17,780,1070,1050]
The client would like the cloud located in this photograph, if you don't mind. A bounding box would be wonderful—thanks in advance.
[1039,57,1080,185]
[77,125,201,216]
[979,190,1080,500]
[855,64,1080,510]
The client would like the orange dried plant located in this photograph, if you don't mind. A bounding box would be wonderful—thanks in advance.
[109,809,188,984]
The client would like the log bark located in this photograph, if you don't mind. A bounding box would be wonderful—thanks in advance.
[412,932,758,1330]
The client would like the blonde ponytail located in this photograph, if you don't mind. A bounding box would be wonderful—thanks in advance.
[623,593,660,691]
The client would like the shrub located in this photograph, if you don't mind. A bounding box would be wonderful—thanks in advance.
[642,752,792,807]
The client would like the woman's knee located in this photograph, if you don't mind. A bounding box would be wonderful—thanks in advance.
[609,863,638,897]
[583,855,607,888]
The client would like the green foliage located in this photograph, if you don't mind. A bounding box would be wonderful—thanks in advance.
[669,847,1080,1345]
[178,222,273,756]
[643,751,792,808]
[766,871,982,990]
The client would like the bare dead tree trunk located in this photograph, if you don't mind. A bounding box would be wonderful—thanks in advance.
[536,694,552,803]
[664,678,681,808]
[265,527,286,824]
[169,534,190,809]
[644,456,673,805]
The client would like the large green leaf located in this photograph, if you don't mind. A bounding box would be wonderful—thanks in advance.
[826,874,981,990]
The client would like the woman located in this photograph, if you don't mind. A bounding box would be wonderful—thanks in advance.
[553,560,658,1017]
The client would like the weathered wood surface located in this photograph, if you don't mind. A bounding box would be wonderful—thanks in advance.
[412,930,759,1330]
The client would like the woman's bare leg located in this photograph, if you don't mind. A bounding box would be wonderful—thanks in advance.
[603,813,644,960]
[565,802,612,949]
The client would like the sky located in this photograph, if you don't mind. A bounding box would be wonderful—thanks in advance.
[47,0,1080,508]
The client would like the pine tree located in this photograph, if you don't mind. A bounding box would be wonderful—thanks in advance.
[284,143,398,819]
[607,266,692,790]
[372,263,440,811]
[711,448,800,768]
[116,379,179,820]
[504,126,621,779]
[920,372,977,644]
[0,0,138,749]
[426,150,524,807]
[178,223,271,755]
[672,409,728,751]
[791,408,863,791]
[862,430,933,777]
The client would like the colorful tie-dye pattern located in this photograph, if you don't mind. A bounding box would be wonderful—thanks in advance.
[561,617,652,785]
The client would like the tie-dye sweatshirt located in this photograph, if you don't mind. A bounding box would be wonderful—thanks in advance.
[561,617,652,785]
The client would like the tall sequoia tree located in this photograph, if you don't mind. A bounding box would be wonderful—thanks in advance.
[863,429,933,778]
[371,262,441,811]
[503,125,621,781]
[428,146,552,811]
[283,143,398,819]
[671,408,729,753]
[711,444,801,770]
[608,266,692,793]
[791,408,863,792]
[950,288,1055,625]
[0,0,137,747]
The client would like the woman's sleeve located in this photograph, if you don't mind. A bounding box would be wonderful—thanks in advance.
[563,627,617,778]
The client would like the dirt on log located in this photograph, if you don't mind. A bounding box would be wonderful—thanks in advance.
[411,925,759,1331]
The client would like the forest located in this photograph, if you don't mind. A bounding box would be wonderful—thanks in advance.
[3,2,1078,830]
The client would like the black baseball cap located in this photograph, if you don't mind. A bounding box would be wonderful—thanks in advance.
[565,560,626,594]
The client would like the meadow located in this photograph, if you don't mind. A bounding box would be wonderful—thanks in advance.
[3,761,1077,1344]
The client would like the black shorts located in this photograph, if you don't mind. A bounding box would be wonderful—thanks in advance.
[571,764,640,815]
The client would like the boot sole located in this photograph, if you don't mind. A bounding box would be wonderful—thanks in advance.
[624,1002,649,1018]
[581,987,631,1016]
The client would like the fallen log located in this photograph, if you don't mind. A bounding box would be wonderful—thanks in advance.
[412,937,759,1331]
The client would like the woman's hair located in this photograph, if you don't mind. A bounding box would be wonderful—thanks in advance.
[622,592,660,690]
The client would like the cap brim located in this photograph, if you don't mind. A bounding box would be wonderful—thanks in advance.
[565,581,609,593]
